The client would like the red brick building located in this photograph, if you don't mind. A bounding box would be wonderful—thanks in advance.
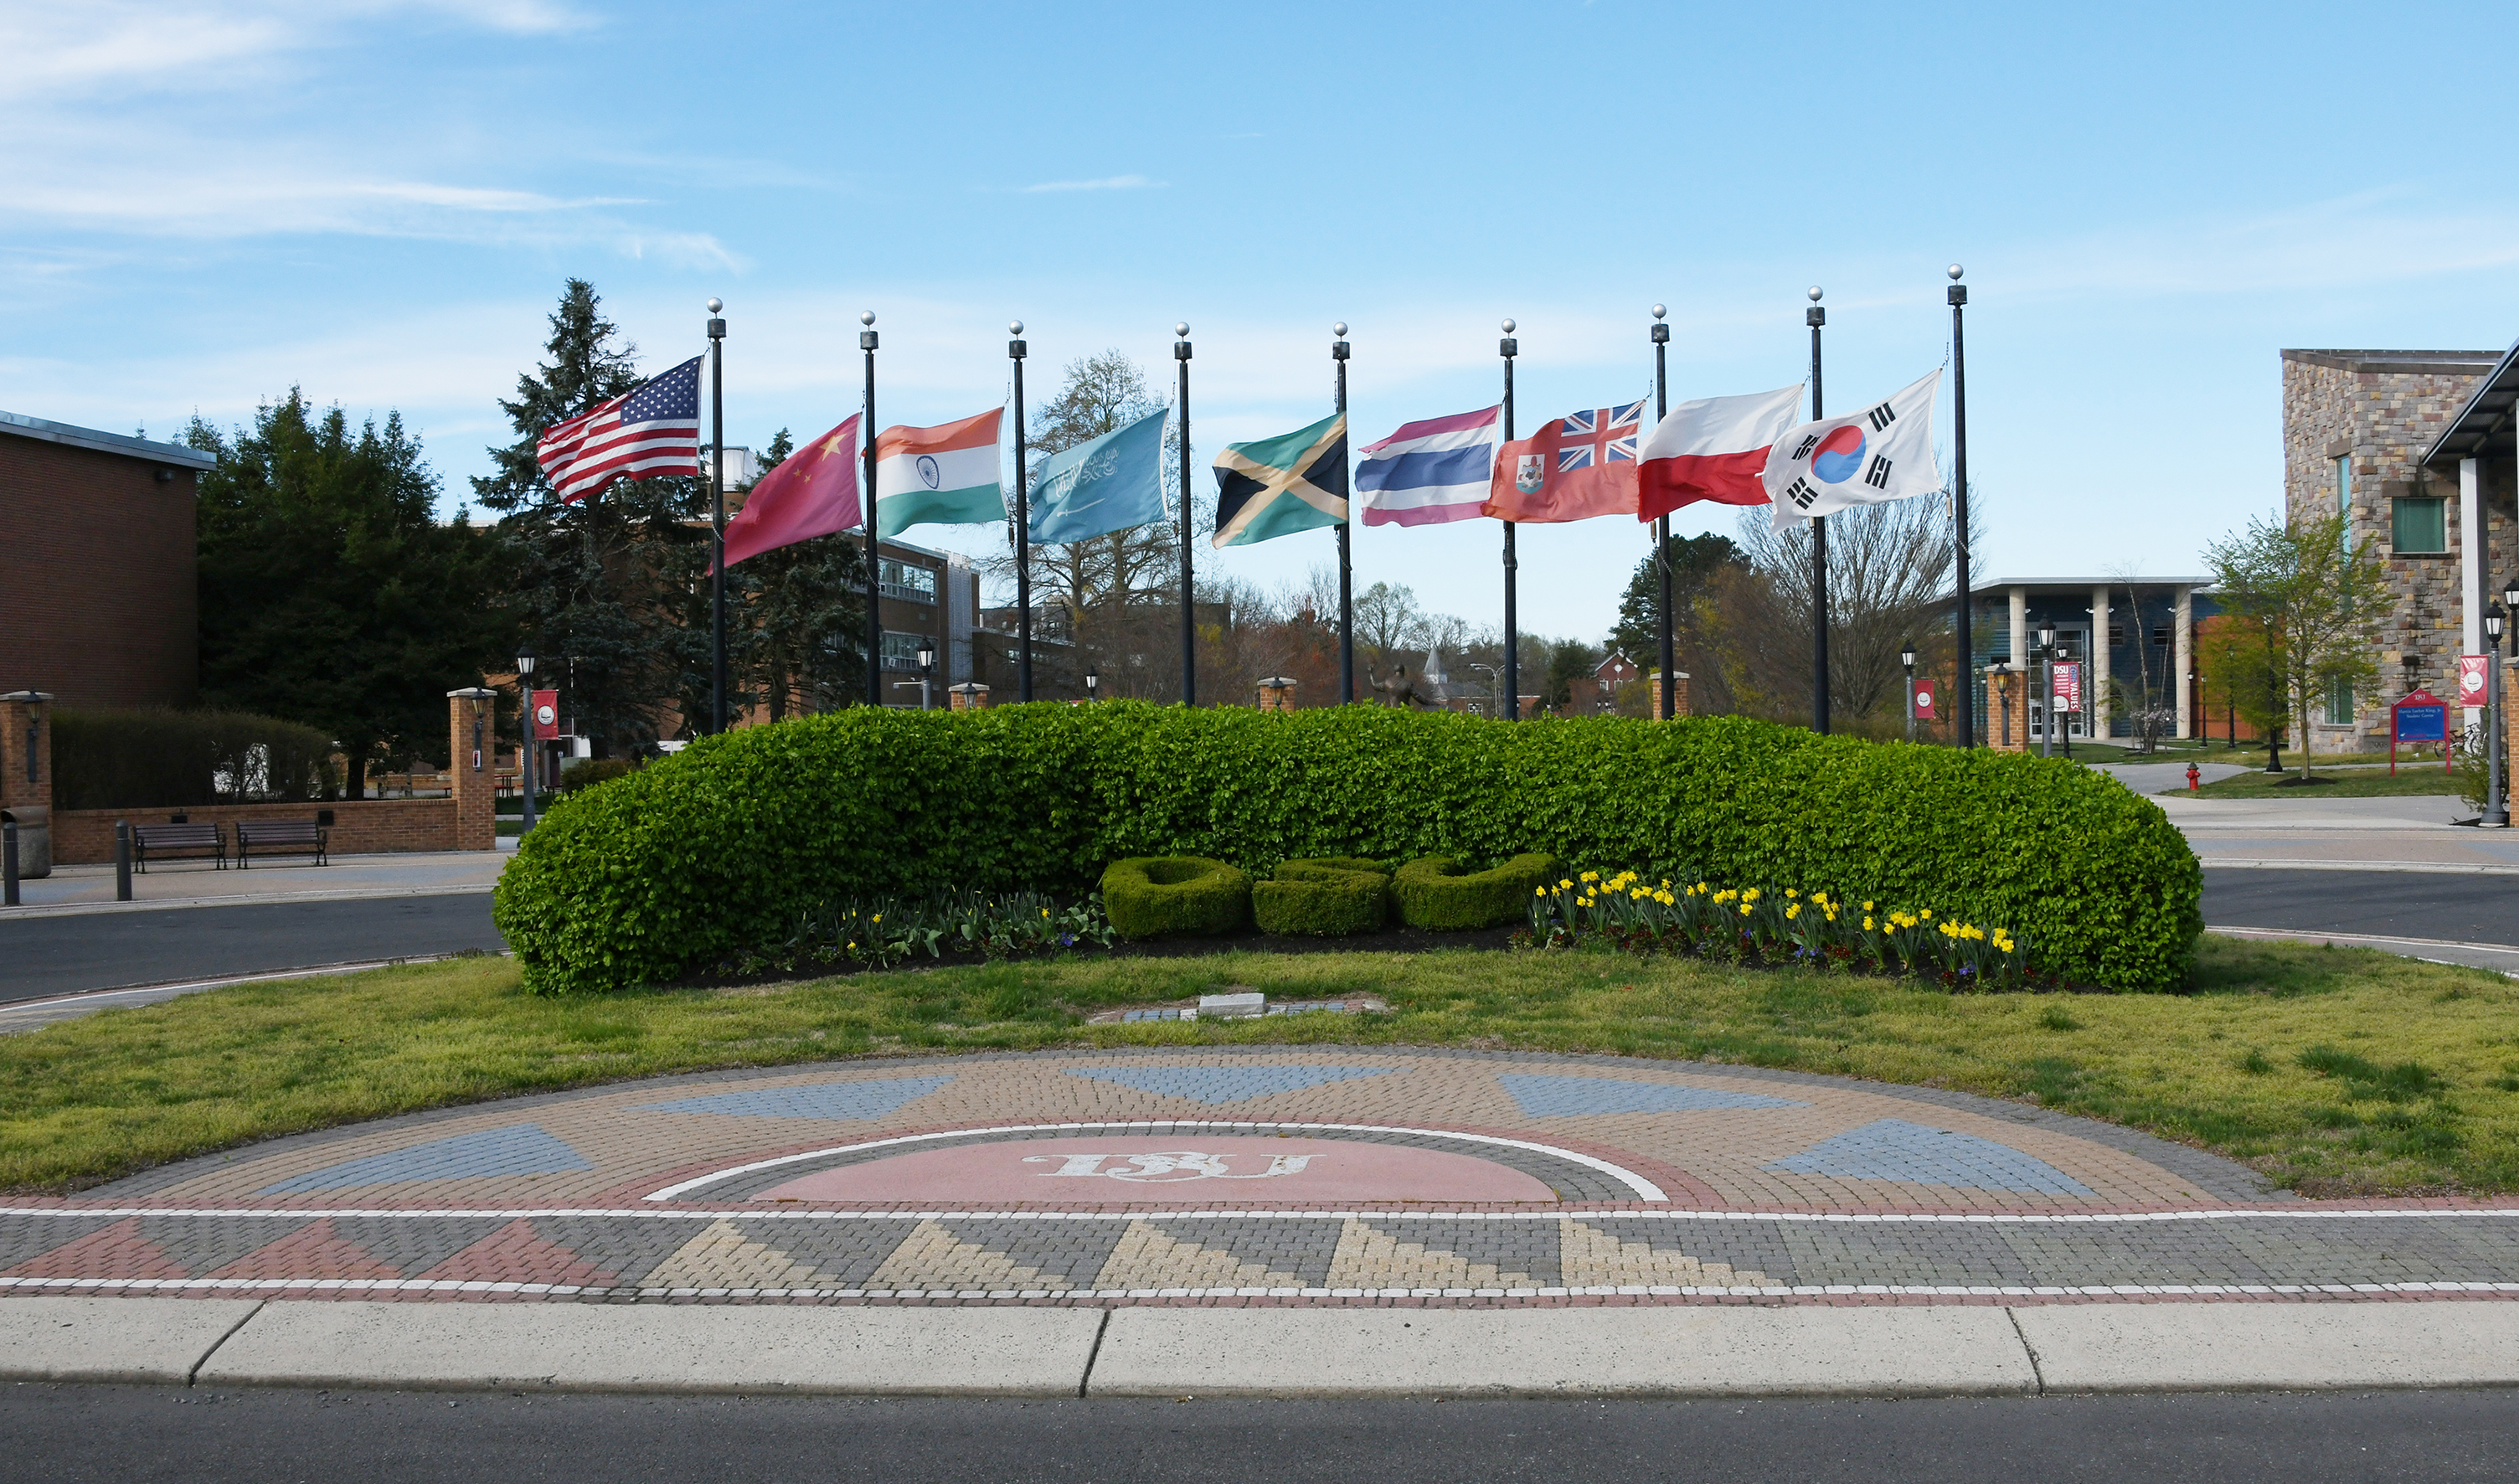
[0,410,214,707]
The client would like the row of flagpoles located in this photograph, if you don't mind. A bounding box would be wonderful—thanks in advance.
[535,275,1976,739]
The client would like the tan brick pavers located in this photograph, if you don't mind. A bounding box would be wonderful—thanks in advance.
[10,1048,2519,1305]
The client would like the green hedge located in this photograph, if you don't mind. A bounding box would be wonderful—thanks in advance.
[1254,858,1389,936]
[53,708,338,810]
[1100,856,1251,938]
[1394,853,1558,930]
[494,703,2201,994]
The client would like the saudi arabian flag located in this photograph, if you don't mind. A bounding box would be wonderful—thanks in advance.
[1210,412,1347,549]
[875,407,1004,538]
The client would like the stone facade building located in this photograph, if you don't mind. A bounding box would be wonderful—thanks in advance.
[2280,348,2509,749]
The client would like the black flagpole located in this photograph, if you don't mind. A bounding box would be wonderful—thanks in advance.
[1011,321,1033,703]
[860,311,882,709]
[1333,322,1353,704]
[1500,318,1518,721]
[708,298,728,734]
[1651,304,1673,719]
[1948,265,1973,749]
[1806,286,1829,735]
[1176,322,1194,707]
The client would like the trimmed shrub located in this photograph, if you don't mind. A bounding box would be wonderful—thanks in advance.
[494,704,2200,994]
[1254,858,1389,936]
[1100,856,1251,939]
[1394,853,1558,931]
[53,708,338,809]
[559,757,640,794]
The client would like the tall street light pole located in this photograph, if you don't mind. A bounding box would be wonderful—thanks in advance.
[1175,322,1194,707]
[1010,322,1033,703]
[2491,600,2511,827]
[1500,319,1520,722]
[707,299,728,734]
[1947,265,1973,749]
[1651,305,1675,719]
[516,647,537,834]
[1333,322,1354,705]
[1901,639,1917,744]
[1807,286,1830,734]
[2038,622,2056,759]
[860,311,883,709]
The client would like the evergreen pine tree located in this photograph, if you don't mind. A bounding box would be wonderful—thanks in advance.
[473,280,713,751]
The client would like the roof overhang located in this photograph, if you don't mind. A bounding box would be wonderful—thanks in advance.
[2423,336,2519,468]
[0,409,216,470]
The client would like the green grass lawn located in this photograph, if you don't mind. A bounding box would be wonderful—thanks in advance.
[4,938,2516,1198]
[2171,767,2467,801]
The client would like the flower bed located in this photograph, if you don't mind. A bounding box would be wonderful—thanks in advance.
[1525,870,2030,989]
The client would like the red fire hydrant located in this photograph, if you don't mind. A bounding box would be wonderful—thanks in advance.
[2187,762,2202,791]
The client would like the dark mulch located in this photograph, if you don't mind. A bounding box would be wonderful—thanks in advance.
[676,925,1518,992]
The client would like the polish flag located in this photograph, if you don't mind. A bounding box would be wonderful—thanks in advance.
[1635,384,1805,521]
[718,415,861,569]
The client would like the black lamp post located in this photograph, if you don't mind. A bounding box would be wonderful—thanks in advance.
[2488,604,2509,827]
[1083,664,1099,704]
[1900,639,1918,743]
[516,648,538,835]
[2037,622,2056,759]
[1986,661,2011,750]
[916,639,936,712]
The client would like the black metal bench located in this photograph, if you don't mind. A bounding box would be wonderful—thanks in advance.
[130,822,226,872]
[235,819,327,868]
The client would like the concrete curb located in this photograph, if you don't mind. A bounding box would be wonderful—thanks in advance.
[8,1300,2519,1398]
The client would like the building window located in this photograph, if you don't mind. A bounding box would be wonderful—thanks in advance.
[879,631,930,672]
[2151,624,2171,647]
[2325,675,2354,726]
[878,559,936,604]
[2392,497,2447,554]
[2335,456,2353,553]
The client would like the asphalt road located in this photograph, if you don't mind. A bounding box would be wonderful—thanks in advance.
[2203,868,2519,946]
[3,1385,2514,1483]
[0,894,505,1005]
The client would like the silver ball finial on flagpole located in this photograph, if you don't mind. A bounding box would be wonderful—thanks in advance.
[1500,317,1516,333]
[860,311,875,327]
[1651,304,1666,321]
[707,297,723,314]
[1948,264,1965,281]
[1009,319,1023,335]
[1807,286,1824,302]
[1175,322,1190,338]
[1332,322,1347,338]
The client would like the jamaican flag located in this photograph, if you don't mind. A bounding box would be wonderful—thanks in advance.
[1210,412,1348,548]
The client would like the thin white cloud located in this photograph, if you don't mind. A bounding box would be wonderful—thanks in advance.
[1021,174,1162,194]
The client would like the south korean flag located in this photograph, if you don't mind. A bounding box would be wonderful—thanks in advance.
[1761,370,1940,529]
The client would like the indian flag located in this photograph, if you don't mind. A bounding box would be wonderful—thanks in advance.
[874,407,1004,538]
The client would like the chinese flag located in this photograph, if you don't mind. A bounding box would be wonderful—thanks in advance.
[719,415,863,569]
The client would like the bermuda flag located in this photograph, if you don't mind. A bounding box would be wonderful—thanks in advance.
[1481,398,1647,523]
[1763,371,1941,531]
[718,415,861,569]
[1636,384,1805,521]
[1356,405,1498,527]
[875,408,1004,538]
[533,355,703,503]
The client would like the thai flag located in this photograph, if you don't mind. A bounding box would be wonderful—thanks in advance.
[1355,404,1499,528]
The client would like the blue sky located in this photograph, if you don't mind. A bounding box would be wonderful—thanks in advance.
[8,0,2518,642]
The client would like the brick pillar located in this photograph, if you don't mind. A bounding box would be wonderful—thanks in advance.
[0,691,54,876]
[448,688,497,852]
[1983,668,2027,751]
[1648,671,1690,719]
[948,683,990,712]
[1257,678,1298,713]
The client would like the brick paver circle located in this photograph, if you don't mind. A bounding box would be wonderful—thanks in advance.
[8,1047,2518,1307]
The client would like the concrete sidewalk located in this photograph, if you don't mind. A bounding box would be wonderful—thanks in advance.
[7,1296,2516,1398]
[2,846,511,920]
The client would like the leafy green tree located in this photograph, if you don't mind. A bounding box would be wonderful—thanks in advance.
[471,279,712,751]
[1540,636,1603,713]
[2203,511,2388,779]
[738,428,869,720]
[189,394,516,796]
[1608,533,1744,668]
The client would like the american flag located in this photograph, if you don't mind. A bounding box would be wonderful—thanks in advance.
[1555,399,1646,474]
[534,355,704,503]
